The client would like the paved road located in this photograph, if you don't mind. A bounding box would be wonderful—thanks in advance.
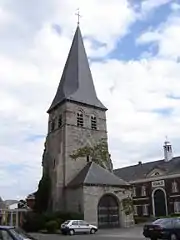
[30,226,146,240]
[31,234,146,240]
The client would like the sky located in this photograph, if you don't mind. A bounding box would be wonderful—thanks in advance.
[1,0,180,200]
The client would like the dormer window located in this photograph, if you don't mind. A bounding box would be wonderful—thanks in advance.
[77,111,84,127]
[141,186,146,196]
[172,181,178,193]
[58,115,62,128]
[91,115,97,130]
[51,120,55,131]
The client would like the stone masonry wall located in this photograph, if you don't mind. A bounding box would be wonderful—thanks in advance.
[66,187,84,213]
[45,101,108,211]
[83,185,134,228]
[64,101,108,185]
[45,104,66,211]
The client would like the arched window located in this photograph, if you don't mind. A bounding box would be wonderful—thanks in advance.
[91,115,97,130]
[51,120,55,131]
[58,115,62,128]
[77,111,84,127]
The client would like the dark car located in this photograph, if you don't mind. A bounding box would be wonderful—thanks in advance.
[0,225,36,240]
[143,217,180,240]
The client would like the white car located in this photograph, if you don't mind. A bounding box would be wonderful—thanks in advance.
[61,220,98,235]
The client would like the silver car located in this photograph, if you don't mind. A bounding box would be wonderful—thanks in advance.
[61,220,98,235]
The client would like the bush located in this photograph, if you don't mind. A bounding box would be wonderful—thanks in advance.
[170,213,180,217]
[56,218,64,228]
[45,220,58,233]
[134,216,149,224]
[22,211,84,233]
[44,211,84,222]
[62,212,83,220]
[22,212,46,232]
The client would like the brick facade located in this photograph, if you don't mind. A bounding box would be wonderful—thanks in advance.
[132,177,180,217]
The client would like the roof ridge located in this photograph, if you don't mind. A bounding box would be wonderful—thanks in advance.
[84,161,93,182]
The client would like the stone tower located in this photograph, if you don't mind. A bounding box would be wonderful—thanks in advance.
[43,26,112,211]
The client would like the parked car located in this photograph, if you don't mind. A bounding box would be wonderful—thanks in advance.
[61,220,98,235]
[143,217,180,240]
[0,225,36,240]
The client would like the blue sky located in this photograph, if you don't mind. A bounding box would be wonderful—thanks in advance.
[1,0,180,200]
[109,2,173,60]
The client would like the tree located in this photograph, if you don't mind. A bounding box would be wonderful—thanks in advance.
[18,200,27,209]
[34,173,51,213]
[70,138,112,170]
[122,197,134,215]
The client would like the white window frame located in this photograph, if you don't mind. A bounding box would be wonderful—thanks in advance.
[172,181,178,193]
[174,201,180,213]
[77,111,84,127]
[91,115,97,130]
[141,186,146,196]
[132,187,136,197]
[134,205,138,216]
[143,204,148,216]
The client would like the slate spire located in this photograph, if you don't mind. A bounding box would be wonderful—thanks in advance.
[47,26,107,113]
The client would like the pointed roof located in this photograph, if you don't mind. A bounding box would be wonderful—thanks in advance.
[48,26,107,113]
[67,161,130,188]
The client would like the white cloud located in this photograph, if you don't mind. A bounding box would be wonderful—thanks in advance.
[0,6,13,27]
[137,14,180,60]
[171,2,180,11]
[141,0,172,13]
[1,0,180,200]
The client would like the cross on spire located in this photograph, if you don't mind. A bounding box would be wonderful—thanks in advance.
[75,8,81,26]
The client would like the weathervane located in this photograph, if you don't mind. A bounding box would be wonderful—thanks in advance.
[75,8,82,26]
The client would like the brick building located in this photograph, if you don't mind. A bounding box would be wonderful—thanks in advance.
[114,140,180,217]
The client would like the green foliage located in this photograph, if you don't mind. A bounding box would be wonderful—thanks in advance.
[22,212,46,232]
[170,213,180,217]
[22,211,84,232]
[44,211,84,222]
[70,138,109,168]
[18,199,27,209]
[122,197,134,215]
[45,220,58,233]
[134,216,149,224]
[34,173,51,213]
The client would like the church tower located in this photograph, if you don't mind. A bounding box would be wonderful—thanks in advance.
[43,26,111,211]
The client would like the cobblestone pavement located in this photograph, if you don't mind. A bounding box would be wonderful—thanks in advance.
[30,225,146,240]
